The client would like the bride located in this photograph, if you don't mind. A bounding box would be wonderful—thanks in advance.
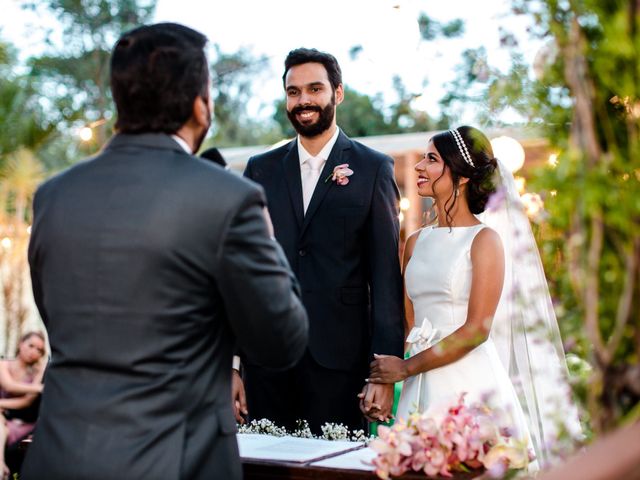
[367,126,580,468]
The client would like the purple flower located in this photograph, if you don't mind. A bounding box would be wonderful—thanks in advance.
[486,186,507,211]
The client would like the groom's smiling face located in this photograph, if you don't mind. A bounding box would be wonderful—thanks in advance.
[285,62,343,137]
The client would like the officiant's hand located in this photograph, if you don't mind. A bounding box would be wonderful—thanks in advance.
[231,369,248,424]
[367,354,408,384]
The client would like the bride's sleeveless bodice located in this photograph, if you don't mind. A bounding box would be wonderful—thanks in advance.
[405,225,485,342]
[397,224,532,451]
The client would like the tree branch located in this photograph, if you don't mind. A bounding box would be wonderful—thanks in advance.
[585,212,607,366]
[606,237,640,359]
[567,209,584,301]
[564,17,601,166]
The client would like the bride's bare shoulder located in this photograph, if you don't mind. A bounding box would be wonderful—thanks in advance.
[402,228,424,265]
[405,228,424,250]
[470,226,504,258]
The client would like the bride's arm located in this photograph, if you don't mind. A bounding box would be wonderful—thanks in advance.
[369,228,504,383]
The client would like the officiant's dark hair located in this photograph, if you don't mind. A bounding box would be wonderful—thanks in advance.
[111,23,210,134]
[283,48,342,92]
[431,126,498,226]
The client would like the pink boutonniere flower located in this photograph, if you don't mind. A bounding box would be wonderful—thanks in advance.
[325,163,354,185]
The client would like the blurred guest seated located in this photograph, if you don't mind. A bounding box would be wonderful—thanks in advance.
[0,332,46,478]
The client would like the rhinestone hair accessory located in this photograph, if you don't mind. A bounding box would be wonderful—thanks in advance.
[449,128,475,168]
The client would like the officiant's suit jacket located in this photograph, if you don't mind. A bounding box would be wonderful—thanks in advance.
[23,133,308,480]
[244,130,404,373]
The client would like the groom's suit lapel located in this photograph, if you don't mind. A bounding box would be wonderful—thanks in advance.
[300,131,351,237]
[282,141,304,229]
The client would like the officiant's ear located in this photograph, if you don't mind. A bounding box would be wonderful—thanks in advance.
[193,94,213,127]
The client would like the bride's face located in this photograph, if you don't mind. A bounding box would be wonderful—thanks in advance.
[415,141,452,200]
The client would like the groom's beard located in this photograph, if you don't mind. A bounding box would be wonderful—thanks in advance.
[287,95,336,138]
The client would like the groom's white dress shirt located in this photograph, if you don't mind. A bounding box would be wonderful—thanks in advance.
[298,127,340,214]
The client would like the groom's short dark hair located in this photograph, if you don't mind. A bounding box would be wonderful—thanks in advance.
[111,23,209,134]
[282,48,342,92]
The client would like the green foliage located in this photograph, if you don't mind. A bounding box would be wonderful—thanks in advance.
[337,88,390,137]
[23,0,156,165]
[337,88,389,137]
[0,39,57,169]
[418,13,464,41]
[441,19,465,38]
[500,0,639,432]
[208,46,282,147]
[0,41,11,65]
[348,45,363,61]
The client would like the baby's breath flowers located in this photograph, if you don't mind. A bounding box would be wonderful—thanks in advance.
[238,418,373,443]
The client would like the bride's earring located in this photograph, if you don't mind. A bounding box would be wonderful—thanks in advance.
[454,187,459,198]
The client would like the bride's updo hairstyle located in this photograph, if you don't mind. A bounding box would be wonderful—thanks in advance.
[430,126,498,226]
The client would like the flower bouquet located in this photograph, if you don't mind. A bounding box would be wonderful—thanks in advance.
[369,394,532,479]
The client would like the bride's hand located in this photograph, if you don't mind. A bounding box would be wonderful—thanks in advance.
[367,354,408,383]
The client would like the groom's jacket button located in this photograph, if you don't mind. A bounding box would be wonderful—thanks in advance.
[298,249,307,256]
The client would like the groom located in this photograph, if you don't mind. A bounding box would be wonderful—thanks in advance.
[241,48,404,433]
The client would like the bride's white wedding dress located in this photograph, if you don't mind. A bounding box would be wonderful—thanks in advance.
[397,224,531,445]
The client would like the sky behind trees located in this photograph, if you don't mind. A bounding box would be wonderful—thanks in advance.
[1,0,542,123]
[154,0,542,122]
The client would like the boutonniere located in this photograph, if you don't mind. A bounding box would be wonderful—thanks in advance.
[325,163,354,185]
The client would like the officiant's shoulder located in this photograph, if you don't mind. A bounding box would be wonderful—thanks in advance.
[187,155,268,207]
[31,154,101,199]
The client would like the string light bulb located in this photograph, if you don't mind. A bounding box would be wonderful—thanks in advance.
[79,127,93,142]
[491,136,525,173]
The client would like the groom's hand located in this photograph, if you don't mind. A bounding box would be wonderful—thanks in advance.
[231,369,248,424]
[358,383,393,423]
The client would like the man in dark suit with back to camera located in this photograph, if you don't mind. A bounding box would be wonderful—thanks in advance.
[23,23,308,480]
[241,48,404,434]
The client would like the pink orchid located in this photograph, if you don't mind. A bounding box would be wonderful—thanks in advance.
[325,163,353,185]
[371,394,531,480]
[424,445,451,477]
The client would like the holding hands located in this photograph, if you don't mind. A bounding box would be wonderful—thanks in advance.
[358,383,394,423]
[358,353,410,424]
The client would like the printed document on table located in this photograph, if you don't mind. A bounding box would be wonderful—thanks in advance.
[238,434,364,463]
[311,446,377,471]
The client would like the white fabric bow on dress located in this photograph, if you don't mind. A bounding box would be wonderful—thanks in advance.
[406,317,440,357]
[404,317,440,413]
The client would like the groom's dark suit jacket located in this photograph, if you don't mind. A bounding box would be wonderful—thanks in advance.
[23,133,308,480]
[244,131,404,373]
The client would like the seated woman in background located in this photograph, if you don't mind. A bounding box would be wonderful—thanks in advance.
[0,331,47,478]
